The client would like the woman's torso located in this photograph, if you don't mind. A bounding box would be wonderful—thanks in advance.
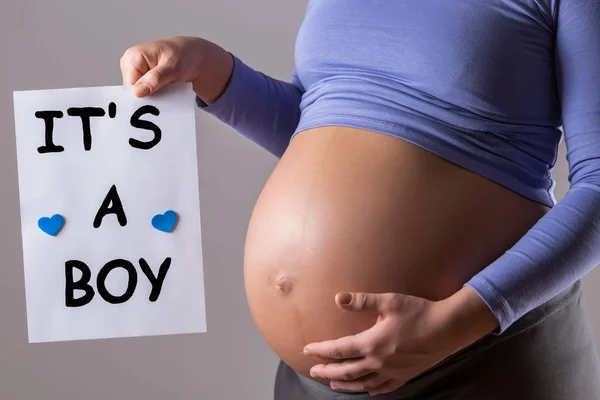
[244,0,560,382]
[244,126,549,381]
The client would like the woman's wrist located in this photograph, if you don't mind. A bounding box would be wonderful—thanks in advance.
[192,45,235,105]
[437,286,499,352]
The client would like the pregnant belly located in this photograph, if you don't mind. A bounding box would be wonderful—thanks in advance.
[243,126,549,382]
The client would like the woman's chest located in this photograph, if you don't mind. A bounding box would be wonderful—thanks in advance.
[294,0,559,120]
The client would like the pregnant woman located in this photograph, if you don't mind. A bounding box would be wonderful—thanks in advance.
[121,1,600,399]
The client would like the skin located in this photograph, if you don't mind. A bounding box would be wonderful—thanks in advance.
[245,126,547,394]
[121,36,549,396]
[301,289,497,394]
[120,36,233,102]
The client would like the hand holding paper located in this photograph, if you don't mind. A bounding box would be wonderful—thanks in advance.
[13,83,207,343]
[120,36,233,103]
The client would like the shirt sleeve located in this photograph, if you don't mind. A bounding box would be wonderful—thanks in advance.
[463,0,600,335]
[196,53,305,158]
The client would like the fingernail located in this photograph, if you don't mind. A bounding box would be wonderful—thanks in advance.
[309,369,316,377]
[303,346,312,354]
[338,292,353,305]
[135,82,151,97]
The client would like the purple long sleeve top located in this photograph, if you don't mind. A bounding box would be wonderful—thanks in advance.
[197,0,600,334]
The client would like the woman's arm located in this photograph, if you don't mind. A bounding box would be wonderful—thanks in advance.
[456,0,600,335]
[197,55,305,158]
[119,37,305,158]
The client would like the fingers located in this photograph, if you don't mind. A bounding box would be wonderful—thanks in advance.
[330,373,389,394]
[337,292,403,314]
[339,292,379,312]
[120,50,149,86]
[133,62,174,97]
[304,333,374,359]
[120,46,175,98]
[309,358,375,382]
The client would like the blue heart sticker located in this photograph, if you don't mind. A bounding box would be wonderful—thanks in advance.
[152,210,178,233]
[38,214,64,236]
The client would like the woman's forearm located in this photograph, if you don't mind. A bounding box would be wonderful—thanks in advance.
[439,285,500,353]
[191,42,235,105]
[196,53,304,158]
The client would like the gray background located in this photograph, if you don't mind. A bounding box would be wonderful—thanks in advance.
[0,1,597,399]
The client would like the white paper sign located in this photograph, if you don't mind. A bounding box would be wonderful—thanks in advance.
[13,83,206,343]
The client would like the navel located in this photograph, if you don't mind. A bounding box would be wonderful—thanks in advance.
[275,274,294,294]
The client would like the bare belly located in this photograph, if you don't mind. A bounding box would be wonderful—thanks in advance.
[243,126,549,382]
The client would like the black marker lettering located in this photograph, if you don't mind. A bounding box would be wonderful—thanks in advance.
[66,107,105,151]
[65,260,95,307]
[93,185,127,228]
[139,257,171,302]
[129,105,161,150]
[35,111,65,154]
[96,259,137,304]
[108,102,116,118]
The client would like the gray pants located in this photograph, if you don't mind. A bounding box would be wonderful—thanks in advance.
[274,279,600,399]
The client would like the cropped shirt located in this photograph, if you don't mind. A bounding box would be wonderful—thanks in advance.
[197,0,600,334]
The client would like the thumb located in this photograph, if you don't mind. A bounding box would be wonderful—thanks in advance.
[335,292,392,313]
[134,62,175,97]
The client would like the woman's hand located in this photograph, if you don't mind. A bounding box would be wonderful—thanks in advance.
[120,36,233,103]
[303,288,499,396]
